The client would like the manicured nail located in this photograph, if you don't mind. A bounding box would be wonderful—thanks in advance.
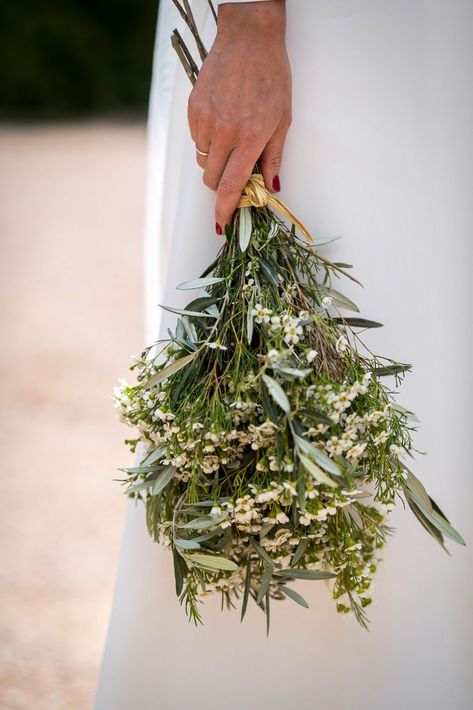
[272,175,281,192]
[215,222,223,235]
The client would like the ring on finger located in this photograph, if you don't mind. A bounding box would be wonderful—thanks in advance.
[196,145,210,157]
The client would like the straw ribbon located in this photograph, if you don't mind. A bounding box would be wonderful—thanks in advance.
[237,173,314,244]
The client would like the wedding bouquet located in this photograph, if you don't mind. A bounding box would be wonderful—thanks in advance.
[113,0,465,633]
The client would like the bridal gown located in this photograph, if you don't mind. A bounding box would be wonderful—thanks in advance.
[95,2,472,708]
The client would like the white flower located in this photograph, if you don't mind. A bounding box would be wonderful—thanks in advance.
[266,349,280,364]
[372,430,389,446]
[346,442,368,459]
[389,443,402,455]
[379,501,395,512]
[282,481,297,496]
[299,513,313,526]
[331,391,352,411]
[252,303,272,324]
[335,334,349,354]
[275,511,290,524]
[348,380,365,398]
[322,296,333,308]
[306,349,318,363]
[206,342,227,351]
[210,506,222,517]
[326,436,343,456]
[284,318,304,345]
[256,489,280,504]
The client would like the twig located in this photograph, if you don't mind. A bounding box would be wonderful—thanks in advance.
[171,0,208,62]
[171,29,199,85]
[206,0,217,23]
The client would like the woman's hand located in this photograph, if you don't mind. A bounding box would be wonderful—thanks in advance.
[187,0,291,234]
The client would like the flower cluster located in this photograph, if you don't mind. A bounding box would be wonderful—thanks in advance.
[114,205,464,633]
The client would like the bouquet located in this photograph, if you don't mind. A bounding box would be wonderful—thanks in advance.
[113,0,465,633]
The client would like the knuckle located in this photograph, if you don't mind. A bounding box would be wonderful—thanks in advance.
[198,110,212,127]
[214,118,233,140]
[218,174,239,197]
[266,152,283,170]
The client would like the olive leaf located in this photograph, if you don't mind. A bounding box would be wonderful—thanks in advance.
[262,374,290,413]
[185,553,238,572]
[403,467,466,546]
[298,453,338,488]
[176,276,224,290]
[281,586,310,608]
[152,466,176,495]
[294,433,342,477]
[144,350,199,389]
[275,568,336,580]
[239,206,252,252]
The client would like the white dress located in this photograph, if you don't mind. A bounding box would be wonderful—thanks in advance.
[95,2,472,708]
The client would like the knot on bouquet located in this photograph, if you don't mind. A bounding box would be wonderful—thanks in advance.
[238,173,314,244]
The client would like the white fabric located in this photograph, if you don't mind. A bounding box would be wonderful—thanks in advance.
[95,2,472,709]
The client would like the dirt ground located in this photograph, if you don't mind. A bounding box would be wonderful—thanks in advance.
[0,122,146,709]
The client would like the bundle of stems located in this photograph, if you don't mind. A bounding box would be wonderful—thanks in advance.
[113,0,465,633]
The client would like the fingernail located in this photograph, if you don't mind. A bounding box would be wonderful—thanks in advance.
[272,175,281,192]
[215,222,223,235]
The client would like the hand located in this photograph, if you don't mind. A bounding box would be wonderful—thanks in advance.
[187,0,291,234]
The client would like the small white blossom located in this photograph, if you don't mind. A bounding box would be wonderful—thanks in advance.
[306,349,318,363]
[266,349,280,364]
[335,334,349,354]
[252,303,272,324]
[283,318,304,345]
[346,442,368,459]
[206,342,227,351]
[372,430,389,446]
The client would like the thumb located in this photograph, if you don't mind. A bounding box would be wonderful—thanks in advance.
[259,124,288,194]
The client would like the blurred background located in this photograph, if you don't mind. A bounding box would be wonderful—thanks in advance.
[0,1,159,707]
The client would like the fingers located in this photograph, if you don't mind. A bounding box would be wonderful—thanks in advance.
[259,119,289,194]
[215,148,260,232]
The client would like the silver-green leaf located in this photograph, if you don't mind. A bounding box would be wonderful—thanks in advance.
[158,304,217,319]
[239,206,252,252]
[185,553,238,572]
[176,276,223,290]
[281,586,310,608]
[182,514,228,530]
[294,434,341,477]
[139,445,166,467]
[325,287,359,313]
[298,453,338,488]
[275,568,336,580]
[262,374,290,413]
[403,468,466,546]
[144,350,199,389]
[152,466,176,495]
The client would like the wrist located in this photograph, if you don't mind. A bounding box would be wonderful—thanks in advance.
[216,1,286,44]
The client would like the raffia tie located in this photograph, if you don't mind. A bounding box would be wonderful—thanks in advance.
[237,173,314,244]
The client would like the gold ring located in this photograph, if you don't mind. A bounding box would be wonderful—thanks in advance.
[196,146,209,157]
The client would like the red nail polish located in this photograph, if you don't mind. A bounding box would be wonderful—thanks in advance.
[215,222,223,235]
[272,175,281,192]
